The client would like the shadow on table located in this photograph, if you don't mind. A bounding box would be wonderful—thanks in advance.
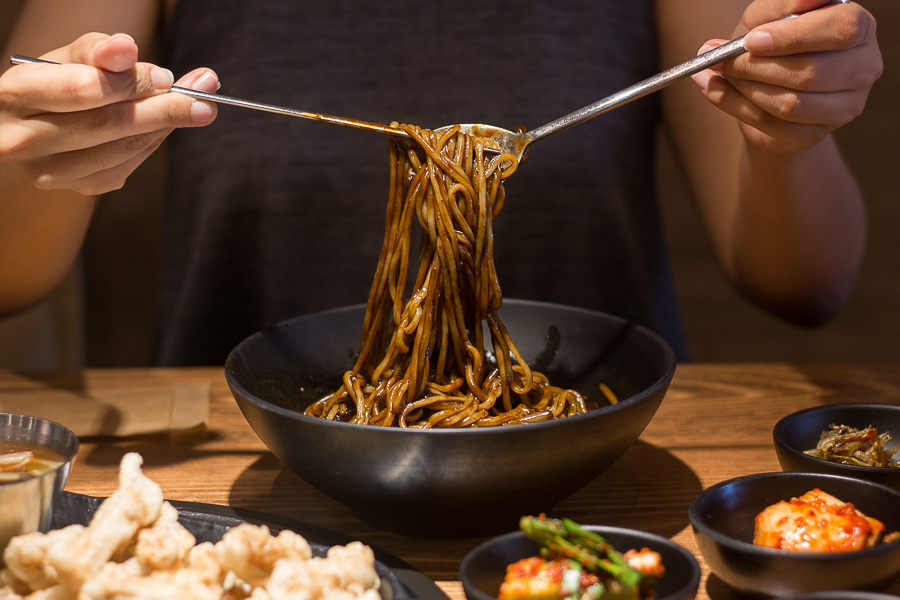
[704,573,745,599]
[78,427,244,467]
[227,453,485,581]
[222,437,701,581]
[704,571,900,599]
[551,439,702,539]
[224,439,702,541]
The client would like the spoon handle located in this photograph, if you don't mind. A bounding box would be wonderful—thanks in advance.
[9,55,410,137]
[526,36,747,143]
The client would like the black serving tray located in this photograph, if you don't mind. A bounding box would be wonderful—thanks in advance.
[52,491,447,600]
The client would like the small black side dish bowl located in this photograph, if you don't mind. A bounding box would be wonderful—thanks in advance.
[779,593,900,600]
[459,526,700,600]
[689,472,900,597]
[773,403,900,491]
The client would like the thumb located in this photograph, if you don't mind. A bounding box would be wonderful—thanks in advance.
[51,32,139,73]
[90,33,139,72]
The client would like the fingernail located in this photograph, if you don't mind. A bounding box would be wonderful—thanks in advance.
[692,69,713,92]
[109,33,135,44]
[697,43,716,56]
[150,67,174,90]
[192,71,219,92]
[191,100,216,124]
[744,30,773,53]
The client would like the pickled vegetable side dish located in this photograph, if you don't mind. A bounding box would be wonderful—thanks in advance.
[498,517,664,600]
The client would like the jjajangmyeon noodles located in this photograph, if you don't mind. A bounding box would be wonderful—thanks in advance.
[305,124,590,428]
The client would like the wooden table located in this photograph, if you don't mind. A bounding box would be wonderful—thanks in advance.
[5,364,900,599]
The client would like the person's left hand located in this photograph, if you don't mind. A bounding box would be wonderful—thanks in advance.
[692,0,882,155]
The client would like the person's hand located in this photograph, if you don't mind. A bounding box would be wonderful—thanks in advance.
[0,32,218,195]
[691,0,882,155]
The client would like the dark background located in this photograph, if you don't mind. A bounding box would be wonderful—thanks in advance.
[1,0,898,366]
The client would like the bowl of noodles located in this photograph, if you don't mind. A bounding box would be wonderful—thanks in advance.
[225,299,674,537]
[224,125,676,536]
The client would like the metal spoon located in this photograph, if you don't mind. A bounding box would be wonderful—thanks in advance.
[11,35,746,160]
[449,36,749,163]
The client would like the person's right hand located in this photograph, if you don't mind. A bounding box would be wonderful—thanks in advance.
[0,32,218,196]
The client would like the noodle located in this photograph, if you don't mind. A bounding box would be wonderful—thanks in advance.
[304,124,589,428]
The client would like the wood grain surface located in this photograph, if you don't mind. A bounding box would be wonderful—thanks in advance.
[4,364,900,599]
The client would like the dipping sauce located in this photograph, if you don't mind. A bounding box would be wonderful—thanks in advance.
[0,441,66,483]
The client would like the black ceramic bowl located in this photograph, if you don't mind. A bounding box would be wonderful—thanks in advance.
[459,525,700,600]
[689,472,900,597]
[225,300,676,537]
[774,403,900,491]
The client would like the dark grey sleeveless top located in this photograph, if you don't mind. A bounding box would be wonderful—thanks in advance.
[160,0,688,366]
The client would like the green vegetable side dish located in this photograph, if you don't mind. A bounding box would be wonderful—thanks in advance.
[804,424,900,468]
[498,516,664,600]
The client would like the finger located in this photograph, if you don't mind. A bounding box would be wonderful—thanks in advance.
[173,68,220,125]
[31,89,209,154]
[24,129,171,190]
[722,46,874,92]
[693,70,830,153]
[744,2,875,56]
[5,32,175,114]
[697,40,730,74]
[4,61,175,115]
[2,70,217,160]
[66,136,169,196]
[737,0,835,35]
[724,75,863,126]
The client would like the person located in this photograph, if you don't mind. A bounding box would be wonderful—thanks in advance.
[0,0,882,365]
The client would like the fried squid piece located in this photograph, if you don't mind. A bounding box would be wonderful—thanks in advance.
[264,543,380,600]
[215,524,311,587]
[2,525,85,591]
[46,453,164,592]
[265,557,380,600]
[247,588,272,600]
[135,502,196,572]
[0,585,72,600]
[79,557,222,600]
[185,543,224,589]
[324,543,380,594]
[0,567,30,599]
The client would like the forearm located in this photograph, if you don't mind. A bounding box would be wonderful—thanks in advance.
[0,0,143,315]
[728,135,866,324]
[658,0,879,325]
[0,162,96,315]
[0,0,217,315]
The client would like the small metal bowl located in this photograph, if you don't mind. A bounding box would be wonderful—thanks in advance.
[773,403,900,491]
[459,525,700,600]
[0,413,79,560]
[689,472,900,596]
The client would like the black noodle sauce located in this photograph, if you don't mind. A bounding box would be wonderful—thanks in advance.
[271,369,612,424]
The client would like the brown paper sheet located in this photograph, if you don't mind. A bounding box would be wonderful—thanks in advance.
[0,382,210,437]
